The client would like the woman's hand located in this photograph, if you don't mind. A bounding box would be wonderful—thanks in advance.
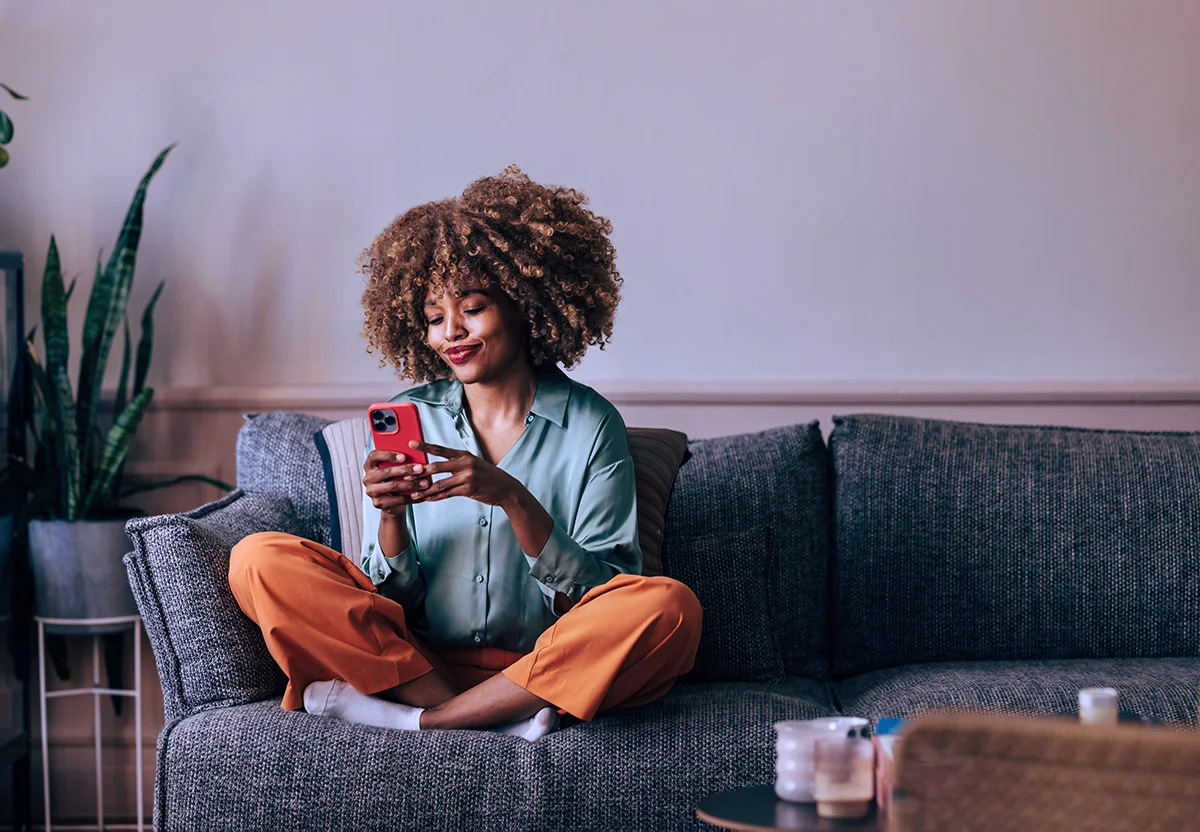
[363,450,431,517]
[406,441,522,507]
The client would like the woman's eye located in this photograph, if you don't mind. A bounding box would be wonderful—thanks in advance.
[427,317,443,326]
[464,307,485,315]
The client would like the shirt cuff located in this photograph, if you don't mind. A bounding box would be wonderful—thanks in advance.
[526,524,586,596]
[383,544,420,586]
[364,539,419,587]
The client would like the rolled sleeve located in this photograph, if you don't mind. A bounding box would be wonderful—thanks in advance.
[524,456,641,603]
[360,479,425,609]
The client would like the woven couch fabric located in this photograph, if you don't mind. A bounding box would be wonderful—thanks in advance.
[830,414,1200,677]
[663,422,831,682]
[124,490,294,719]
[156,680,835,832]
[237,411,334,546]
[835,658,1200,727]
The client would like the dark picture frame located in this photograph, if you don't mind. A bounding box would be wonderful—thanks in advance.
[0,250,30,832]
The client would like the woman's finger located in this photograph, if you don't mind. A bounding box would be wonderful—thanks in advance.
[366,477,429,499]
[413,482,470,503]
[366,450,406,468]
[416,471,464,496]
[411,440,468,459]
[414,460,460,476]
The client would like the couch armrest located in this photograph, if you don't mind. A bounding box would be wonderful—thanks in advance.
[125,489,297,721]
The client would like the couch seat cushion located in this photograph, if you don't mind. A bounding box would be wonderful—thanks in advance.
[158,680,834,832]
[835,658,1200,727]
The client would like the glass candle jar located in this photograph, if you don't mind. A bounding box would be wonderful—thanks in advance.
[1079,687,1118,726]
[813,737,875,820]
[773,718,868,803]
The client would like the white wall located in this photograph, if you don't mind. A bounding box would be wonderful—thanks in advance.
[1,0,1198,389]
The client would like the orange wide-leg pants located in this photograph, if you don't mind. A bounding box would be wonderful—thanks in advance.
[228,532,702,721]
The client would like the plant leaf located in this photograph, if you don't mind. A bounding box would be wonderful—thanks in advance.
[40,239,81,519]
[0,110,12,144]
[76,145,173,478]
[114,315,132,421]
[79,387,153,518]
[24,341,69,517]
[64,276,77,303]
[133,282,164,395]
[1,85,28,101]
[0,146,8,168]
[41,238,70,391]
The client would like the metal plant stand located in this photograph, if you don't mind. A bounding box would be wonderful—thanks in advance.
[36,616,143,832]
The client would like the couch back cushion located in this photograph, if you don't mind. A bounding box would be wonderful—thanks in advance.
[236,412,333,545]
[830,414,1200,677]
[662,422,832,682]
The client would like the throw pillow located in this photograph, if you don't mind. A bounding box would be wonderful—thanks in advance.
[124,490,295,718]
[625,427,689,577]
[236,411,334,546]
[662,422,832,682]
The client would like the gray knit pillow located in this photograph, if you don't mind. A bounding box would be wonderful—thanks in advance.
[236,411,334,545]
[662,423,831,682]
[830,414,1200,677]
[124,491,294,719]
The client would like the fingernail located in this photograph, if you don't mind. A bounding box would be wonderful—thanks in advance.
[412,464,423,473]
[420,480,429,488]
[395,454,406,462]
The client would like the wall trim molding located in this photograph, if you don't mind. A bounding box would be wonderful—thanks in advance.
[148,380,1200,411]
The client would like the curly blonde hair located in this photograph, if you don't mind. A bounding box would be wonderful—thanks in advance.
[359,166,622,382]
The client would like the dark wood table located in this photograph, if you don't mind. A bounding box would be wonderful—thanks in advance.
[696,786,884,831]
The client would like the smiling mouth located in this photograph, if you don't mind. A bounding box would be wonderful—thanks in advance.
[445,345,480,365]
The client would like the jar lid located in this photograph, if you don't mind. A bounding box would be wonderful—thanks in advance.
[1079,687,1118,709]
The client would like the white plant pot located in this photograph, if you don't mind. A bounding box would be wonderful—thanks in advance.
[28,518,138,634]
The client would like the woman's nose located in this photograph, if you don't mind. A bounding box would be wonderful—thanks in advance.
[444,308,467,339]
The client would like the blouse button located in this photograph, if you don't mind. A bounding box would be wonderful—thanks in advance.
[473,633,483,644]
[525,413,534,425]
[475,573,484,584]
[478,517,489,527]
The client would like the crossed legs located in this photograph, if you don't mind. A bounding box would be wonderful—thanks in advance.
[228,532,702,736]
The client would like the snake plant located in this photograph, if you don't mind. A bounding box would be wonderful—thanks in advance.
[0,84,28,168]
[12,145,228,520]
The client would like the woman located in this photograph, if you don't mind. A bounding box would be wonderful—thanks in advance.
[229,167,702,741]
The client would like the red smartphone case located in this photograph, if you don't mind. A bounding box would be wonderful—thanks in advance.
[368,402,428,466]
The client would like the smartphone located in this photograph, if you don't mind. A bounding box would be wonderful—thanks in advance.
[368,402,428,468]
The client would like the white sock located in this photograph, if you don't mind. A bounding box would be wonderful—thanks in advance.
[495,706,560,742]
[303,681,560,741]
[302,680,424,731]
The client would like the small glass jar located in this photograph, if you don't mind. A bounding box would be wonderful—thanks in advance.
[813,736,875,819]
[1079,687,1118,726]
[773,717,868,803]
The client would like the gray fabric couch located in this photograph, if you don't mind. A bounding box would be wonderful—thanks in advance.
[124,412,1200,831]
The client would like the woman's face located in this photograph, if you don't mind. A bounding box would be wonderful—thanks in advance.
[424,283,527,384]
